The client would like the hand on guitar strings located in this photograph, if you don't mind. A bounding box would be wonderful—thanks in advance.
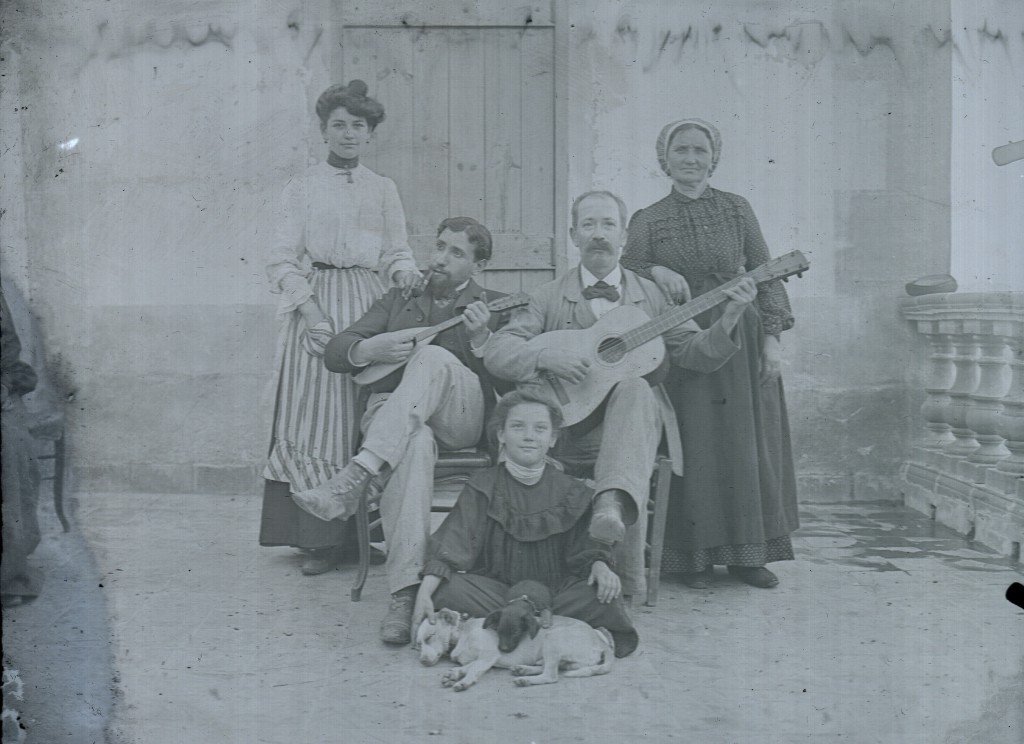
[717,277,759,335]
[538,346,592,384]
[462,300,492,347]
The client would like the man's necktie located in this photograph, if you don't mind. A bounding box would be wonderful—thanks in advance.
[582,280,620,302]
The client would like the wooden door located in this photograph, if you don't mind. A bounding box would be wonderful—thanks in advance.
[336,3,564,294]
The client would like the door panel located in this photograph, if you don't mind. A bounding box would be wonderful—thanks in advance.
[339,14,558,291]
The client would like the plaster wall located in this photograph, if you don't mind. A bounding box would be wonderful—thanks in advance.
[949,0,1024,292]
[1,0,1016,496]
[1,0,337,492]
[565,0,958,499]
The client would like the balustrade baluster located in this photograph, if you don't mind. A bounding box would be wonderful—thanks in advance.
[966,332,1011,465]
[944,330,981,457]
[995,328,1024,476]
[920,330,956,449]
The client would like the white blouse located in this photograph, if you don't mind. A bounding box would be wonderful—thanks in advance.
[266,162,419,313]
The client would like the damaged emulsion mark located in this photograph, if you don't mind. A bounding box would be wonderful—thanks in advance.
[397,15,430,43]
[615,12,638,47]
[1007,582,1024,611]
[922,24,967,71]
[133,22,238,53]
[608,14,698,70]
[100,20,238,60]
[742,21,830,68]
[745,21,831,68]
[841,26,902,70]
[977,18,1007,47]
[285,7,323,65]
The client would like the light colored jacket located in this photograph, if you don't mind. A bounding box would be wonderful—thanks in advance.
[483,264,741,474]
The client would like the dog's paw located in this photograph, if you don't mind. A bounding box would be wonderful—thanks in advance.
[510,666,528,676]
[513,677,530,687]
[452,681,471,692]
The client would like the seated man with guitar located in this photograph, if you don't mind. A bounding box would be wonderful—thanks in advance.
[482,191,758,601]
[291,217,523,645]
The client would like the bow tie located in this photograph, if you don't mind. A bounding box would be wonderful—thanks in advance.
[582,280,620,302]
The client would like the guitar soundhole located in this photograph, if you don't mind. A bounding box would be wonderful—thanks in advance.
[597,337,627,364]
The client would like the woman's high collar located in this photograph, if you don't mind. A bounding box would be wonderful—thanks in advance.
[670,184,714,202]
[327,151,359,170]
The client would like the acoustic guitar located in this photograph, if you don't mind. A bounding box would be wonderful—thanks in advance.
[353,292,532,386]
[528,250,810,426]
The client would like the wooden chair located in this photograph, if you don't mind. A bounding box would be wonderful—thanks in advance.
[350,449,492,601]
[29,415,70,533]
[644,456,673,607]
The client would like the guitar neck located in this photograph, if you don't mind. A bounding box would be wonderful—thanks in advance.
[411,294,526,343]
[622,268,768,350]
[413,314,464,344]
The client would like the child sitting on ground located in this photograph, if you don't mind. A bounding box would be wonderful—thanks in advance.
[412,389,638,657]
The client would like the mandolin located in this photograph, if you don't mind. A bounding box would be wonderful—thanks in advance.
[353,292,532,386]
[527,250,810,426]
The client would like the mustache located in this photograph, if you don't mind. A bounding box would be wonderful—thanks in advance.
[584,237,615,251]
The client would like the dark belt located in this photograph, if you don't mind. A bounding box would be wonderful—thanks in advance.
[312,262,341,271]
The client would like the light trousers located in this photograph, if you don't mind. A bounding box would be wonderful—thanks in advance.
[360,345,484,593]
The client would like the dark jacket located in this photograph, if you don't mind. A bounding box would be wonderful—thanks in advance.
[324,279,513,452]
[1,291,37,399]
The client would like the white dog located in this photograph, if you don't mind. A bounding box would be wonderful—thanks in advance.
[414,608,614,690]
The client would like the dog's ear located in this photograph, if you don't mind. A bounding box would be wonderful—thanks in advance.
[483,610,502,630]
[438,608,459,625]
[539,608,553,629]
[524,613,542,639]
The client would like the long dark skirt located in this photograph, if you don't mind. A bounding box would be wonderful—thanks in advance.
[662,301,799,574]
[258,479,355,550]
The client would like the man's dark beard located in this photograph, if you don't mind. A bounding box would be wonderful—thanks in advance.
[427,273,460,300]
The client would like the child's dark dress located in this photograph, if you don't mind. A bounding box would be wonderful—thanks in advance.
[424,464,638,657]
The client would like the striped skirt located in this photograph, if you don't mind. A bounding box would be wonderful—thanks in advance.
[259,266,382,549]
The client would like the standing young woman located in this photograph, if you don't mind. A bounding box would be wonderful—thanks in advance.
[259,81,421,576]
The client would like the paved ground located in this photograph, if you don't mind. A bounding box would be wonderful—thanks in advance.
[4,494,1023,744]
[1,496,115,744]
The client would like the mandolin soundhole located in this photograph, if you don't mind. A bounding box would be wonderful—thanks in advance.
[597,336,627,364]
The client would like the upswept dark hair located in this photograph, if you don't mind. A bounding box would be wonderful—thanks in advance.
[570,190,628,230]
[489,389,564,436]
[437,216,493,262]
[315,80,385,130]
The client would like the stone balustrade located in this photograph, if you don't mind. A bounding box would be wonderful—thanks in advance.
[900,291,1024,558]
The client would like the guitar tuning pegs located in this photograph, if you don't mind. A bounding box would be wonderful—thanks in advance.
[797,271,805,278]
[782,277,789,282]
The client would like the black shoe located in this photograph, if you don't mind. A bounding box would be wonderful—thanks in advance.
[300,547,341,576]
[380,586,417,645]
[727,565,779,588]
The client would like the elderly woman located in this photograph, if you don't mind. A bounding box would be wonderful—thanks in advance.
[259,80,421,576]
[620,119,798,589]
